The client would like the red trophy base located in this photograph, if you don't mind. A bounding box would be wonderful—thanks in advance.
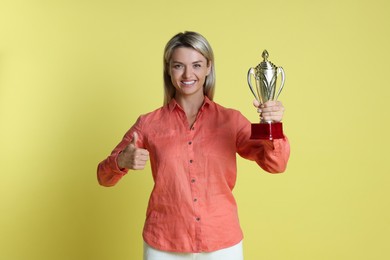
[250,122,284,140]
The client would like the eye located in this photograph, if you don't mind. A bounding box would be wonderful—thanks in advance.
[193,63,202,68]
[172,64,183,70]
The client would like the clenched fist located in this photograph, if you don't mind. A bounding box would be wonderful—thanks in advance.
[117,132,149,170]
[253,99,285,122]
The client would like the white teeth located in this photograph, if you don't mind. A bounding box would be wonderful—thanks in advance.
[182,81,195,85]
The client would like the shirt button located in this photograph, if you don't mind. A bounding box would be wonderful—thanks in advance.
[191,179,196,183]
[188,141,192,145]
[189,159,193,163]
[193,198,198,202]
[196,217,201,221]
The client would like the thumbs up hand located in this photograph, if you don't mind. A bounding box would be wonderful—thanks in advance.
[117,132,149,170]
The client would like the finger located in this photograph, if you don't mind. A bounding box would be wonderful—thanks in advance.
[253,99,263,113]
[139,153,149,161]
[134,148,149,158]
[262,100,278,108]
[132,164,146,170]
[262,107,282,113]
[138,148,149,156]
[263,109,284,116]
[130,131,139,147]
[134,149,149,158]
[261,102,284,112]
[262,110,284,121]
[132,158,148,169]
[134,152,149,161]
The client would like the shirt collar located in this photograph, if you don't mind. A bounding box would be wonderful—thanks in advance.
[168,96,212,112]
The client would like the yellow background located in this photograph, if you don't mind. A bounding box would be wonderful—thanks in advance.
[1,0,389,259]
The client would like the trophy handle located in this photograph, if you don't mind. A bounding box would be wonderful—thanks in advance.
[275,67,285,100]
[247,68,259,101]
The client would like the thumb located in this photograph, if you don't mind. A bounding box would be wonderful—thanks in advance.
[253,99,261,108]
[130,131,139,147]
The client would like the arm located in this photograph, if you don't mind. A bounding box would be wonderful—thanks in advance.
[237,126,290,173]
[236,100,290,173]
[97,118,149,187]
[254,138,290,173]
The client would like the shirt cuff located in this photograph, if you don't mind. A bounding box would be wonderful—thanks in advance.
[111,153,129,175]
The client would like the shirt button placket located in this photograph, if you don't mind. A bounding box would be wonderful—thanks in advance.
[187,124,201,250]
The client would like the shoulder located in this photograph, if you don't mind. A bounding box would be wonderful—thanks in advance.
[138,105,168,122]
[210,101,251,131]
[133,105,171,135]
[211,101,246,118]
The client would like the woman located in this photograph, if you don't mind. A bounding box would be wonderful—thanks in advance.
[97,31,290,260]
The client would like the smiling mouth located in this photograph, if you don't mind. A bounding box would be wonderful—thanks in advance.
[181,80,196,85]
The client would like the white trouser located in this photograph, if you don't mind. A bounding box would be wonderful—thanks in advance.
[143,241,244,260]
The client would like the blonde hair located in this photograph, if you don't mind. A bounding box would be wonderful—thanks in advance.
[163,31,216,105]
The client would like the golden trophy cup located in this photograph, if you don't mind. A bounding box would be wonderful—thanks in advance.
[247,50,286,140]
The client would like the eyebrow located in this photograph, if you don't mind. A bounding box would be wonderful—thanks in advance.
[171,60,204,64]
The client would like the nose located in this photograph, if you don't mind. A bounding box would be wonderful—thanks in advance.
[183,66,192,79]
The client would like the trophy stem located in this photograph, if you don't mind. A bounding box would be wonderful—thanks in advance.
[250,122,284,140]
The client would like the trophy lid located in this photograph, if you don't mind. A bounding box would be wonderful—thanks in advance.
[259,49,276,70]
[262,50,269,61]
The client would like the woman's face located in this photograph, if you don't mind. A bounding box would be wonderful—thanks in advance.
[169,47,211,99]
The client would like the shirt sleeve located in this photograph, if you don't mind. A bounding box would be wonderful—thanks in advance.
[235,112,290,173]
[97,116,145,187]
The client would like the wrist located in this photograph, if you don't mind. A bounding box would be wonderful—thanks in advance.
[116,152,125,170]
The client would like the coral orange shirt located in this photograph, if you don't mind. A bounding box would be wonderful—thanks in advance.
[97,97,290,253]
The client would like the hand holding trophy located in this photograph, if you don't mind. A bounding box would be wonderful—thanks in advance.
[247,50,286,140]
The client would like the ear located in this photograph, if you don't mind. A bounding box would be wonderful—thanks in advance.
[166,61,172,76]
[206,61,212,76]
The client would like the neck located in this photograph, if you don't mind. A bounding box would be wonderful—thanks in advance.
[175,94,205,116]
